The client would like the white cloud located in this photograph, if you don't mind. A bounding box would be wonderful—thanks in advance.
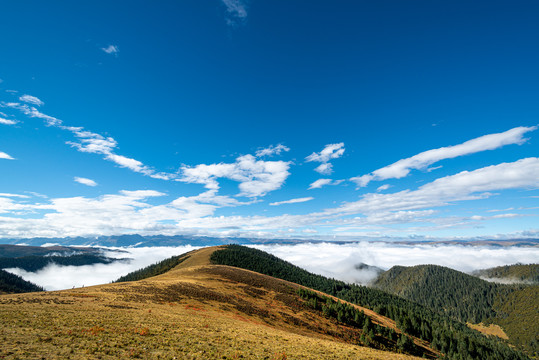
[0,151,14,160]
[306,143,345,175]
[67,130,117,154]
[309,179,332,189]
[101,45,119,55]
[314,163,333,175]
[0,117,17,125]
[1,102,61,126]
[66,129,173,180]
[177,157,539,236]
[4,97,172,179]
[308,178,344,190]
[255,144,290,157]
[351,126,537,187]
[306,142,345,163]
[74,177,98,187]
[331,157,539,217]
[0,188,254,238]
[0,193,29,198]
[180,154,291,197]
[221,0,248,24]
[270,197,314,206]
[19,94,44,106]
[377,184,391,192]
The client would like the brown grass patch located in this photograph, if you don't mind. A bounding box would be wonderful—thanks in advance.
[468,322,509,339]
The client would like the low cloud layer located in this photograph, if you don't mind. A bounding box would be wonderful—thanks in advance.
[5,246,198,290]
[5,243,538,290]
[250,242,539,285]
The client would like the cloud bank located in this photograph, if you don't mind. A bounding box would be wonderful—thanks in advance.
[6,243,538,290]
[251,242,539,285]
[5,246,198,291]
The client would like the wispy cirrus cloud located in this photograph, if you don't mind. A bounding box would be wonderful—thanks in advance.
[74,177,98,187]
[377,184,391,192]
[332,157,539,217]
[308,178,344,190]
[306,143,345,175]
[1,102,61,126]
[66,129,174,180]
[255,144,290,157]
[351,126,537,187]
[101,45,119,55]
[270,197,314,206]
[0,193,29,198]
[221,0,248,25]
[0,117,17,125]
[19,94,44,106]
[3,92,174,180]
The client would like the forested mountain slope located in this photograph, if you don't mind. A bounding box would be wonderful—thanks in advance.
[372,264,538,356]
[373,264,503,322]
[211,245,528,360]
[0,269,44,294]
[0,254,121,272]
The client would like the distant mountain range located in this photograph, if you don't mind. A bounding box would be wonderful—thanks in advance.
[2,234,538,247]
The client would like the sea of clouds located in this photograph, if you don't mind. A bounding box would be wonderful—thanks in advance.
[5,242,539,290]
[250,242,539,285]
[5,245,200,291]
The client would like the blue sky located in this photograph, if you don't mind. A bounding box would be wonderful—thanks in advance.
[0,0,538,240]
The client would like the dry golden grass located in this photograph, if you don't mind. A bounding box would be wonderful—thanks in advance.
[467,322,509,340]
[1,246,428,359]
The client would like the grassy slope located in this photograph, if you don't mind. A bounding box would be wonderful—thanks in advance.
[373,264,538,355]
[0,246,425,360]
